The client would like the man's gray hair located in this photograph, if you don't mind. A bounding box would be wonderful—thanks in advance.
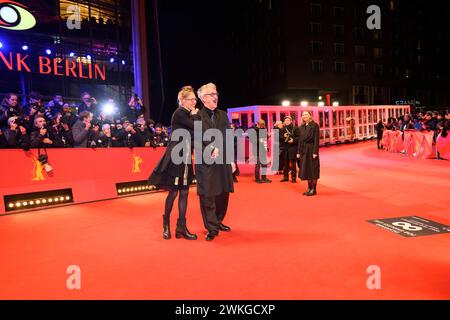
[197,83,217,100]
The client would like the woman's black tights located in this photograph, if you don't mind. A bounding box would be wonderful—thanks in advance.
[163,189,189,229]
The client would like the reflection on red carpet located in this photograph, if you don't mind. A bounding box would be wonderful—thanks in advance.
[0,141,449,299]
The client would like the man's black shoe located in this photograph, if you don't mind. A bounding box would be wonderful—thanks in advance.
[218,223,231,232]
[206,232,217,241]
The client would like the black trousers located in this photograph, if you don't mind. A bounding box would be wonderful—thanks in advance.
[199,192,230,234]
[377,133,383,148]
[283,157,297,180]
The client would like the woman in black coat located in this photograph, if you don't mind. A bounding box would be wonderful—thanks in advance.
[297,110,320,196]
[148,86,200,240]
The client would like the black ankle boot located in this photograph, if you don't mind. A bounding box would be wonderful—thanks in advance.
[306,180,317,196]
[303,181,312,195]
[176,226,198,240]
[176,219,197,240]
[163,215,171,240]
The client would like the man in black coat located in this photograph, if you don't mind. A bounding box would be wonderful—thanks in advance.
[248,119,271,183]
[280,116,300,183]
[195,83,234,241]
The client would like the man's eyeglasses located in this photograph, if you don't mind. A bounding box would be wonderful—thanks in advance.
[204,92,219,98]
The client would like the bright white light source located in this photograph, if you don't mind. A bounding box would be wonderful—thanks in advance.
[102,103,115,115]
[318,102,325,107]
[332,101,339,107]
[301,101,308,107]
[281,100,291,107]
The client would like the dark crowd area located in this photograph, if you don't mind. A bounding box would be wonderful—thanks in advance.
[0,92,169,150]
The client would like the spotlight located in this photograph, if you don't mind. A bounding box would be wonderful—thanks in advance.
[110,57,115,63]
[45,49,52,55]
[301,101,308,107]
[102,103,115,115]
[118,189,122,194]
[318,102,325,107]
[42,199,47,204]
[22,45,29,51]
[22,202,28,206]
[69,52,75,57]
[0,42,3,49]
[60,197,64,201]
[29,201,34,205]
[54,198,59,202]
[333,102,339,107]
[281,100,291,107]
[8,203,14,208]
[65,196,70,200]
[15,202,21,208]
[86,55,92,60]
[48,198,53,203]
[36,200,41,205]
[318,96,323,100]
[121,60,125,65]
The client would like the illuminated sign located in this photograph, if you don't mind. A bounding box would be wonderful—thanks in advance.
[0,1,36,31]
[0,51,107,81]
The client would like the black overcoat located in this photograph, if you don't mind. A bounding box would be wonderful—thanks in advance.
[194,107,234,197]
[148,107,199,189]
[297,121,320,180]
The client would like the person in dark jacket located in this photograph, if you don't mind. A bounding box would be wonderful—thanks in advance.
[48,113,74,148]
[77,92,98,116]
[30,116,53,149]
[194,83,234,241]
[149,86,200,240]
[297,110,320,196]
[3,117,30,149]
[376,120,385,149]
[280,116,300,183]
[72,111,94,148]
[248,119,271,183]
[0,93,23,130]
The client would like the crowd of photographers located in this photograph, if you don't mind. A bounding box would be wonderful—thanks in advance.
[0,92,170,150]
[375,111,450,149]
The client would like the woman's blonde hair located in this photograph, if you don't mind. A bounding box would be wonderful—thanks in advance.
[177,86,195,107]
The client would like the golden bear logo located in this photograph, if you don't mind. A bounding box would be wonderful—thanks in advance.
[132,155,143,173]
[31,158,45,181]
[0,1,36,31]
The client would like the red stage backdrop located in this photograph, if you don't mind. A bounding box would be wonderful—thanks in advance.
[0,147,165,214]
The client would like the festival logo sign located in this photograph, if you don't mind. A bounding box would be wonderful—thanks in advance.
[31,158,45,181]
[132,155,143,173]
[0,1,36,31]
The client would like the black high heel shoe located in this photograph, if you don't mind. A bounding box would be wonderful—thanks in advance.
[163,215,171,240]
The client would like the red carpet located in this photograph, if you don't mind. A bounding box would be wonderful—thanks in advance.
[0,141,449,300]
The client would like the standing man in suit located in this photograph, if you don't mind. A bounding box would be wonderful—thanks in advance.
[195,83,234,241]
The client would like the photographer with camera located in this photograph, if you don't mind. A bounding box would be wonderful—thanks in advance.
[280,116,300,183]
[47,94,64,118]
[151,124,169,147]
[78,92,98,116]
[48,113,74,148]
[127,93,145,123]
[123,120,144,148]
[3,116,30,149]
[30,116,53,148]
[135,117,152,147]
[1,93,23,130]
[61,104,78,128]
[72,111,96,148]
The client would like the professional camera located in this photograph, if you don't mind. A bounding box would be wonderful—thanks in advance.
[6,107,21,118]
[13,116,27,128]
